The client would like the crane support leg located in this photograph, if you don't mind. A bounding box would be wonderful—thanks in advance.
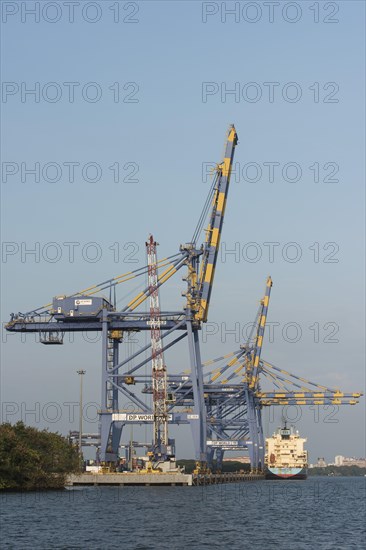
[187,321,207,469]
[99,314,109,462]
[99,312,122,464]
[111,422,124,457]
[207,447,215,471]
[112,339,119,411]
[246,389,259,471]
[257,407,265,470]
[99,414,113,462]
[216,448,224,472]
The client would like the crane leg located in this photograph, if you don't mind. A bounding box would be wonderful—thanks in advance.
[216,448,224,472]
[99,313,122,465]
[246,390,259,471]
[257,407,265,471]
[187,321,207,471]
[206,447,215,471]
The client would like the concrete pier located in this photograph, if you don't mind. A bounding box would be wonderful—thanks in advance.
[66,472,193,486]
[66,471,265,487]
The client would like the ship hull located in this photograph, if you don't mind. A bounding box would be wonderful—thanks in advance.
[265,467,307,480]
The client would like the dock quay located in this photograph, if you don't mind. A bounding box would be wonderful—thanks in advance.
[66,471,265,487]
[192,472,265,486]
[66,472,193,486]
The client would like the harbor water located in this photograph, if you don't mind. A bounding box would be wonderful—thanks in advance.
[1,477,365,549]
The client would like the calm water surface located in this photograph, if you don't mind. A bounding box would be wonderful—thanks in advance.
[1,477,365,549]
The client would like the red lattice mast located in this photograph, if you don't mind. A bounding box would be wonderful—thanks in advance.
[146,235,168,448]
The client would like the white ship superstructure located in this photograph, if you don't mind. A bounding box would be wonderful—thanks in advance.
[265,424,308,479]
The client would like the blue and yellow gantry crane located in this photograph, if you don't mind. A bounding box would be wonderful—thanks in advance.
[6,125,239,469]
[5,124,362,473]
[179,276,362,471]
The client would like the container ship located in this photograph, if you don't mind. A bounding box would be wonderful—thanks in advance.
[265,423,308,479]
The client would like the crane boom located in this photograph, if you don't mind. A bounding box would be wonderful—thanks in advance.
[246,276,272,389]
[195,124,238,323]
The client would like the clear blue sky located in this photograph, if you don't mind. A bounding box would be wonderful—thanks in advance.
[1,1,365,461]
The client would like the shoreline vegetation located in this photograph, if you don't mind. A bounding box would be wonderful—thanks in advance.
[0,422,80,491]
[308,465,366,477]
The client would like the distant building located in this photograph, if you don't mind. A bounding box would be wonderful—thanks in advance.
[312,456,366,468]
[332,456,366,467]
[342,457,366,468]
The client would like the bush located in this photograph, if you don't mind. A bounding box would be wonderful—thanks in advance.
[0,422,81,490]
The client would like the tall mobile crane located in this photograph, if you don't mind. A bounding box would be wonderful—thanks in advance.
[146,235,170,463]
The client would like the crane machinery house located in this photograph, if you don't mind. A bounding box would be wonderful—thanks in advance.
[52,295,114,320]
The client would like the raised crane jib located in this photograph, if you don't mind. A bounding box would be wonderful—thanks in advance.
[196,124,238,323]
[248,276,273,390]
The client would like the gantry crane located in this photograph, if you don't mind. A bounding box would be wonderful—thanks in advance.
[6,125,238,469]
[6,124,361,473]
[179,276,362,471]
[158,275,362,472]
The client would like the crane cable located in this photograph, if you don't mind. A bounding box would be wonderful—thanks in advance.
[21,253,183,316]
[191,170,219,245]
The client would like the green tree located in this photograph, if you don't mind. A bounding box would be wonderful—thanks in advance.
[0,422,80,490]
